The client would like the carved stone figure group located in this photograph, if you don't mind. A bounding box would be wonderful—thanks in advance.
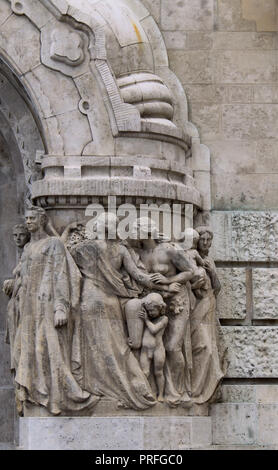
[4,207,227,416]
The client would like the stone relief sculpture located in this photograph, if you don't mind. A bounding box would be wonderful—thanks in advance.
[4,207,100,416]
[4,210,227,416]
[137,294,168,403]
[3,224,30,376]
[189,227,227,404]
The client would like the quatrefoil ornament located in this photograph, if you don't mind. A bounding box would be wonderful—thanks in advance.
[50,28,85,67]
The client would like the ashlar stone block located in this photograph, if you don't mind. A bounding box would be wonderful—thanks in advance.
[253,269,278,319]
[222,105,278,140]
[19,417,212,450]
[216,268,246,320]
[242,0,277,32]
[211,211,278,262]
[216,0,256,32]
[211,403,257,445]
[257,405,278,446]
[219,385,256,403]
[161,0,214,32]
[219,51,276,84]
[168,50,215,85]
[223,327,278,378]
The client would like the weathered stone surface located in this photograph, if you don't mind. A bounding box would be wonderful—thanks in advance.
[140,0,161,24]
[143,417,192,450]
[212,173,278,211]
[219,51,276,84]
[242,0,277,32]
[161,0,214,31]
[257,405,278,446]
[212,32,277,50]
[19,417,212,450]
[186,32,214,50]
[141,17,168,67]
[253,86,278,103]
[211,403,257,445]
[162,31,187,50]
[219,385,278,405]
[0,280,9,331]
[253,269,278,319]
[1,0,278,451]
[216,0,256,31]
[25,66,80,119]
[222,105,278,139]
[216,268,246,320]
[211,211,278,262]
[0,1,12,26]
[223,327,278,378]
[227,86,253,103]
[191,417,212,447]
[190,103,221,140]
[210,140,256,175]
[184,85,227,104]
[256,386,278,404]
[255,140,278,172]
[0,14,41,74]
[0,389,15,443]
[0,333,12,387]
[168,51,215,84]
[219,385,256,403]
[45,110,92,156]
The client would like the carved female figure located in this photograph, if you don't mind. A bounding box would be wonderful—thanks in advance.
[11,207,99,416]
[3,224,30,373]
[190,226,227,404]
[71,213,161,410]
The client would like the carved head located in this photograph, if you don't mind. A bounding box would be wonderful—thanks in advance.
[131,217,158,240]
[195,226,213,256]
[12,223,30,248]
[25,207,47,233]
[143,293,166,319]
[179,227,199,250]
[87,212,118,239]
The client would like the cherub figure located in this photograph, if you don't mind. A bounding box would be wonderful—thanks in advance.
[128,293,168,402]
[179,228,209,297]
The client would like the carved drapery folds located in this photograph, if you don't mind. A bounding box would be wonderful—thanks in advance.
[1,0,225,416]
[4,212,227,416]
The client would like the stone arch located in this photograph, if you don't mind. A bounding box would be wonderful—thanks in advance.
[0,57,45,204]
[0,0,210,223]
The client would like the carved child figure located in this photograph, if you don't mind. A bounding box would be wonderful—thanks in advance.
[180,228,209,297]
[129,293,168,402]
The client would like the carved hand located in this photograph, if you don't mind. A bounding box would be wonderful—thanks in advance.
[138,309,148,321]
[203,259,214,272]
[168,282,181,293]
[54,310,68,328]
[191,277,206,290]
[150,273,169,284]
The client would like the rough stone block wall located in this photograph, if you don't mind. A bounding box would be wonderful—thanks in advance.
[141,0,278,447]
[0,0,277,449]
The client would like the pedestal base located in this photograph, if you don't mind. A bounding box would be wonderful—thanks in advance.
[19,416,212,450]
